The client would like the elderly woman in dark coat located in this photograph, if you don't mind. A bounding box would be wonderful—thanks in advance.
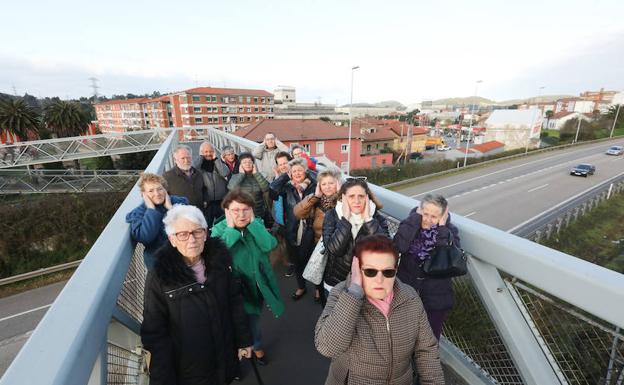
[393,193,460,340]
[315,235,445,385]
[141,205,252,385]
[269,157,317,300]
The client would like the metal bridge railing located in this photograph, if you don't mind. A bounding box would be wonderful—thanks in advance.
[2,128,624,385]
[0,169,140,194]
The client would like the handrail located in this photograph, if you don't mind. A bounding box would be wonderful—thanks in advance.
[0,130,177,385]
[3,126,624,385]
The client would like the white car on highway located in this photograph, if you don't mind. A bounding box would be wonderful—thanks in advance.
[606,145,624,155]
[437,145,451,151]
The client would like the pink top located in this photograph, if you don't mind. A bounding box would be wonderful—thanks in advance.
[189,259,206,284]
[367,290,394,319]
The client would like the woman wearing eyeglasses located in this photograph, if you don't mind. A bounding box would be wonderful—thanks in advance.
[315,234,445,385]
[269,157,317,301]
[141,204,253,385]
[322,177,389,297]
[211,190,284,366]
[393,194,460,340]
[126,173,189,269]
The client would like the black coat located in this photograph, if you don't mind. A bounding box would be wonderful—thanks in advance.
[393,207,461,311]
[141,237,252,385]
[322,208,389,287]
[269,172,317,247]
[163,166,205,210]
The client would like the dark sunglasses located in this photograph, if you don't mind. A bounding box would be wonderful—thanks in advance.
[361,268,397,278]
[345,176,367,182]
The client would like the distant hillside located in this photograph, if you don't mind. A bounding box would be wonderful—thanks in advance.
[497,95,574,105]
[431,96,495,105]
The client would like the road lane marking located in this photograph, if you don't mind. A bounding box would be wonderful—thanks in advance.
[409,143,612,198]
[464,211,477,217]
[527,183,549,193]
[0,304,52,323]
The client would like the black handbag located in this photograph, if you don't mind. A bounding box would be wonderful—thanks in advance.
[422,231,467,278]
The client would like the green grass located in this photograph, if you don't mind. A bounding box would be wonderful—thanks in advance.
[540,194,624,274]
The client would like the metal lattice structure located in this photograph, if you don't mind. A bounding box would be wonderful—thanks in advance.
[3,128,624,385]
[0,129,172,169]
[0,169,140,193]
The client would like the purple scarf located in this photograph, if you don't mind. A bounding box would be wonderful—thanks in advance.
[408,226,439,261]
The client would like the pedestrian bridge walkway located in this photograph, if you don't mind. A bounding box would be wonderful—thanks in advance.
[1,128,623,385]
[0,169,140,193]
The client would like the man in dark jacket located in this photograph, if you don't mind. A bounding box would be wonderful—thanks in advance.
[162,145,204,210]
[198,141,230,227]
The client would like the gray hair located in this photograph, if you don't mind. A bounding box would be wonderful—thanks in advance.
[199,141,214,151]
[288,157,307,171]
[420,194,448,212]
[163,205,208,236]
[222,145,235,154]
[173,144,192,157]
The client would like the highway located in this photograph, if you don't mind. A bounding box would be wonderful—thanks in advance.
[1,138,623,380]
[397,138,624,231]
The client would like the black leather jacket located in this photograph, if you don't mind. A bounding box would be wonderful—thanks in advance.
[322,208,389,287]
[269,172,317,246]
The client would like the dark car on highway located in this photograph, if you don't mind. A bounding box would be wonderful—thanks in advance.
[570,163,596,177]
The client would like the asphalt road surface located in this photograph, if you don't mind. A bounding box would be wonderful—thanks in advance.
[2,138,623,382]
[398,138,624,231]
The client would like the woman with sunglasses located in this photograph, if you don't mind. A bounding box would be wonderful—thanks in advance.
[211,190,284,366]
[141,204,253,385]
[393,193,460,340]
[315,234,444,385]
[322,177,389,297]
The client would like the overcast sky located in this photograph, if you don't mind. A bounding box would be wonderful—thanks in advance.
[1,0,623,105]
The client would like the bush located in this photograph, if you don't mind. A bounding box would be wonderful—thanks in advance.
[0,193,126,278]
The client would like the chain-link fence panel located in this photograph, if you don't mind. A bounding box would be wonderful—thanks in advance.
[107,342,142,385]
[509,280,624,385]
[117,244,147,323]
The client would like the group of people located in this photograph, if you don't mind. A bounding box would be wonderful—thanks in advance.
[126,132,462,385]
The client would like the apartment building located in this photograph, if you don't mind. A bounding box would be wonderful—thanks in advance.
[94,87,274,133]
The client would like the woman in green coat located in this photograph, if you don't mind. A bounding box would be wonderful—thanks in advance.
[211,189,284,366]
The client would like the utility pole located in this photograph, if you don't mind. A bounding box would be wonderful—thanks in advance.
[610,104,621,138]
[12,85,18,96]
[574,117,582,143]
[88,77,100,103]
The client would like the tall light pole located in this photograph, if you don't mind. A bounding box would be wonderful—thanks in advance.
[525,86,545,154]
[463,80,483,167]
[610,104,621,138]
[347,65,359,174]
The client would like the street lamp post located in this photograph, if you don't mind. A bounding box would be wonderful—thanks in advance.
[463,80,483,167]
[347,65,359,174]
[525,86,545,154]
[610,104,622,138]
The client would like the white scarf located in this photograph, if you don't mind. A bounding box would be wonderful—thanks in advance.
[335,199,377,240]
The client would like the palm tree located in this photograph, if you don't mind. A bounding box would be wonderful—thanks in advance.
[43,100,90,138]
[0,98,41,140]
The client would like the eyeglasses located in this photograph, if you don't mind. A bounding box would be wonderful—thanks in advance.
[230,208,252,216]
[361,268,397,278]
[173,228,206,241]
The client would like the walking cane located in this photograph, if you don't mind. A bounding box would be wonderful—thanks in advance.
[248,356,265,385]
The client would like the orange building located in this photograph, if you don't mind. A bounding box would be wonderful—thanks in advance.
[94,87,274,133]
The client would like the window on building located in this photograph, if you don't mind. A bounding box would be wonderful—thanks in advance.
[261,97,265,103]
[254,107,259,112]
[247,107,251,112]
[302,144,311,152]
[316,141,324,154]
[382,159,387,165]
[267,97,272,103]
[246,96,251,103]
[192,96,200,102]
[254,97,258,103]
[341,144,349,153]
[181,96,187,103]
[195,117,203,124]
[238,96,243,103]
[261,107,266,112]
[367,144,371,152]
[194,107,201,113]
[212,96,217,102]
[384,143,388,148]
